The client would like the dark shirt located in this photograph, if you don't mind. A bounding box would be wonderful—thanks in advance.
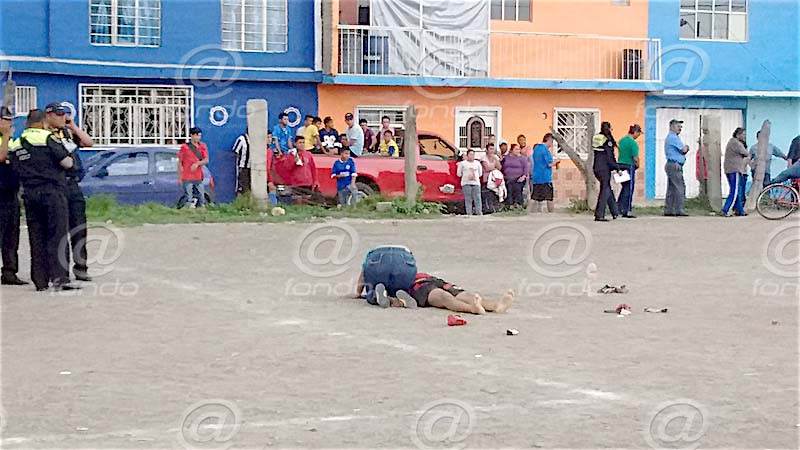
[592,133,619,172]
[0,132,19,192]
[788,135,800,163]
[52,128,84,181]
[9,128,70,191]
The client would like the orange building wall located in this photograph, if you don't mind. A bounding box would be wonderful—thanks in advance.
[491,0,649,37]
[318,84,648,204]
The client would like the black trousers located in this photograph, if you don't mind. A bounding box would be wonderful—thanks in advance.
[594,168,620,219]
[237,167,251,194]
[65,180,88,276]
[481,185,500,214]
[506,179,525,207]
[23,187,70,289]
[0,189,21,278]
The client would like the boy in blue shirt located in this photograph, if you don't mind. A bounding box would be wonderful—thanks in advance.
[330,146,357,207]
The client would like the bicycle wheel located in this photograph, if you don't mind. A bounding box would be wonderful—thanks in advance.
[756,184,799,220]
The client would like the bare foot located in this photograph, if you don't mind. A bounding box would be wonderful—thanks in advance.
[472,294,487,315]
[493,289,514,313]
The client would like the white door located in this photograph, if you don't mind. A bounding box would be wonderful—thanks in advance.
[455,107,501,158]
[654,108,743,199]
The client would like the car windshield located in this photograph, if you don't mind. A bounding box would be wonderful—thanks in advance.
[83,151,115,169]
[419,136,456,160]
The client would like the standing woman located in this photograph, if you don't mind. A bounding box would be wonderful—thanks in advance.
[501,144,531,208]
[592,121,621,221]
[481,143,502,213]
[721,127,749,217]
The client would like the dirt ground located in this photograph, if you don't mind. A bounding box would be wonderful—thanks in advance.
[1,213,798,449]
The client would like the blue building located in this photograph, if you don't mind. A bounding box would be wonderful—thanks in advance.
[645,0,800,200]
[0,0,322,202]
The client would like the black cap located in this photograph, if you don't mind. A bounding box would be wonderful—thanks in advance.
[44,102,67,115]
[344,113,354,120]
[669,119,684,126]
[0,106,13,120]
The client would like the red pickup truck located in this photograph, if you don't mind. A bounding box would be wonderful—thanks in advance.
[274,131,464,203]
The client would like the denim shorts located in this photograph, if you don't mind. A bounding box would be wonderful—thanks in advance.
[362,246,417,305]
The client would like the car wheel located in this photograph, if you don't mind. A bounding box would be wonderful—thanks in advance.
[355,181,376,200]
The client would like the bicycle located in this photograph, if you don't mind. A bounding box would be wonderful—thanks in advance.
[756,179,800,220]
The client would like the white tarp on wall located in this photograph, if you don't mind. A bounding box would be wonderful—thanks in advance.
[370,0,489,77]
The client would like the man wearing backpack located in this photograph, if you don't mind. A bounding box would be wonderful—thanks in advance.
[178,127,209,208]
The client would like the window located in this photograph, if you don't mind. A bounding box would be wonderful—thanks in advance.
[680,0,747,41]
[155,152,179,173]
[459,116,492,150]
[14,86,37,117]
[104,153,150,177]
[222,0,288,52]
[491,0,530,21]
[81,84,192,146]
[356,106,406,146]
[419,136,457,161]
[553,109,600,160]
[90,0,161,47]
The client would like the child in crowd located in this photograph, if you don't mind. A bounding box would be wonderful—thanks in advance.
[379,130,400,158]
[331,146,357,207]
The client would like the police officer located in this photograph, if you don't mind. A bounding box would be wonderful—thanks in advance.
[592,121,621,222]
[45,102,93,281]
[8,109,78,291]
[0,107,28,285]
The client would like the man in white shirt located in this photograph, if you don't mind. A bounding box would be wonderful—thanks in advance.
[231,131,250,194]
[343,113,364,157]
[457,149,483,216]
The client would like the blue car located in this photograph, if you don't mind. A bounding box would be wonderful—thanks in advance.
[80,147,215,206]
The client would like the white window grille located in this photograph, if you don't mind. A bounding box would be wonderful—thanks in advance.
[553,109,600,160]
[90,0,161,47]
[221,0,288,53]
[490,0,531,21]
[680,0,747,41]
[14,86,37,117]
[80,84,193,146]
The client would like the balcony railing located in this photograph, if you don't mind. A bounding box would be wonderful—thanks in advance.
[337,25,662,83]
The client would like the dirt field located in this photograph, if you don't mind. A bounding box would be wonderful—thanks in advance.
[2,213,798,449]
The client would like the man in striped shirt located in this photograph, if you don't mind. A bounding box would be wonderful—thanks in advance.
[232,131,251,194]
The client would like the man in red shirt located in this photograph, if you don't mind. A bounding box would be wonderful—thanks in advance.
[285,136,318,198]
[177,127,210,208]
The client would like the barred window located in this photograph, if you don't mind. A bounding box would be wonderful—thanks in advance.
[90,0,161,47]
[553,109,600,160]
[490,0,531,21]
[80,84,192,146]
[14,86,37,117]
[221,0,288,53]
[680,0,747,41]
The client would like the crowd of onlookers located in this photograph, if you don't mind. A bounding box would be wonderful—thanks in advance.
[230,111,800,216]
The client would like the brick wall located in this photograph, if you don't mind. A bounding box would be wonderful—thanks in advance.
[550,164,646,206]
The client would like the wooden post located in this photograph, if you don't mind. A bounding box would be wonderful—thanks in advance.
[549,120,597,210]
[703,115,723,211]
[247,99,269,205]
[746,120,771,211]
[404,105,418,207]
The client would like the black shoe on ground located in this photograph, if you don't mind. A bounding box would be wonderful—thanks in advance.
[664,213,675,216]
[675,213,689,217]
[594,217,610,222]
[1,276,30,286]
[74,273,92,282]
[35,286,49,292]
[622,214,637,218]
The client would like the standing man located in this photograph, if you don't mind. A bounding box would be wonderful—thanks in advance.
[0,107,27,285]
[616,124,641,218]
[343,113,364,158]
[517,134,533,158]
[6,110,78,291]
[231,130,251,195]
[749,131,788,189]
[177,127,210,208]
[46,102,94,282]
[360,118,376,154]
[664,119,690,217]
[379,115,395,138]
[301,115,320,150]
[530,133,559,213]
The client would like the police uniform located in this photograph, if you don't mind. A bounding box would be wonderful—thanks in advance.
[592,132,621,221]
[0,130,24,284]
[52,127,89,280]
[9,128,72,290]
